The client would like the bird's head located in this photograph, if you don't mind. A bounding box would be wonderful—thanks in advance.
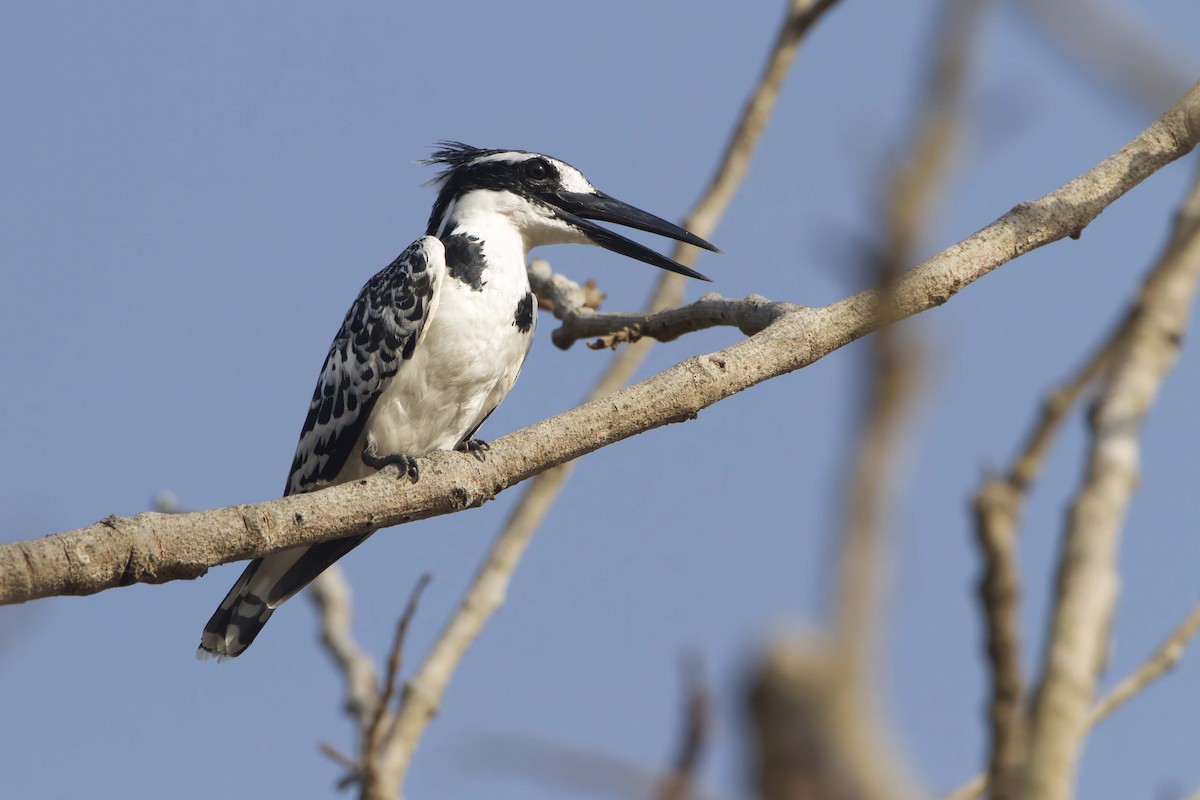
[423,142,717,281]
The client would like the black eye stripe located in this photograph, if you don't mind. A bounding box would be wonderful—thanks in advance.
[425,155,562,233]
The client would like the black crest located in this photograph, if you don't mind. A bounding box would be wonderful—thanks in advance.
[421,142,505,186]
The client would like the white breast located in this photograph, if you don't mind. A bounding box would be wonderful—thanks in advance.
[362,227,535,460]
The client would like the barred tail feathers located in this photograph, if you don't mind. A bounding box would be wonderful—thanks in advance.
[196,555,286,660]
[196,534,373,660]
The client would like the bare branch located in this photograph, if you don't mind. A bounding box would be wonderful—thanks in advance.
[943,596,1200,800]
[376,575,431,728]
[310,572,431,798]
[1016,0,1194,113]
[526,258,605,319]
[1089,599,1200,725]
[748,635,922,800]
[748,638,846,800]
[946,163,1200,800]
[551,293,798,350]
[319,741,363,791]
[971,479,1027,799]
[1025,162,1200,800]
[972,280,1130,800]
[0,81,1196,609]
[310,567,381,726]
[352,575,431,799]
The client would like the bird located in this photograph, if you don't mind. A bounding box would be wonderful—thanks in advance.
[197,142,717,659]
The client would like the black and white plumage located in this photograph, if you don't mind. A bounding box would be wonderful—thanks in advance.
[198,143,717,659]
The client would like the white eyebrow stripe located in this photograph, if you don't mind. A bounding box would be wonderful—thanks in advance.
[470,151,538,166]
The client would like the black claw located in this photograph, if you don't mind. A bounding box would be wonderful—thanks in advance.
[455,438,490,462]
[362,449,420,481]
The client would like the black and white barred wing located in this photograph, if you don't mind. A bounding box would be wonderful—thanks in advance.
[198,235,444,660]
[287,235,444,495]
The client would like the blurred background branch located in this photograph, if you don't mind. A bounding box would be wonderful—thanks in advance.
[1014,0,1194,112]
[1026,161,1200,800]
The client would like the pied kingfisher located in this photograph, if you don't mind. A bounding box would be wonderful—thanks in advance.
[198,143,716,659]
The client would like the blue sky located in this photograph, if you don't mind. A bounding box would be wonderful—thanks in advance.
[2,2,1198,798]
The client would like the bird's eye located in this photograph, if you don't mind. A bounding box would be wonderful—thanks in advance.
[524,159,551,181]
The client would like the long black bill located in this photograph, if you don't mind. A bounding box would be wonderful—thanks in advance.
[552,191,718,281]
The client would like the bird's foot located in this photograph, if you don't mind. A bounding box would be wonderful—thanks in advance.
[362,448,420,481]
[455,438,490,462]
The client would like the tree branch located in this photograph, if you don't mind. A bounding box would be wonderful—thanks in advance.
[748,634,922,800]
[0,81,1196,609]
[526,257,605,319]
[551,293,798,350]
[1026,160,1200,800]
[310,568,381,726]
[942,596,1200,800]
[971,257,1130,800]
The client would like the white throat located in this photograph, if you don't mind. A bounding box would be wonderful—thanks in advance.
[437,189,590,259]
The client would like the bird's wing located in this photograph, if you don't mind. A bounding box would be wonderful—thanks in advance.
[285,235,445,496]
[197,235,445,660]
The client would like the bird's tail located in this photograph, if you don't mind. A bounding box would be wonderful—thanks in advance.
[197,556,277,660]
[197,534,371,660]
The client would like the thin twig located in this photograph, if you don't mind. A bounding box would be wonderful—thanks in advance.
[1089,598,1200,725]
[319,741,363,791]
[320,741,359,772]
[656,654,712,800]
[370,575,432,739]
[361,574,431,793]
